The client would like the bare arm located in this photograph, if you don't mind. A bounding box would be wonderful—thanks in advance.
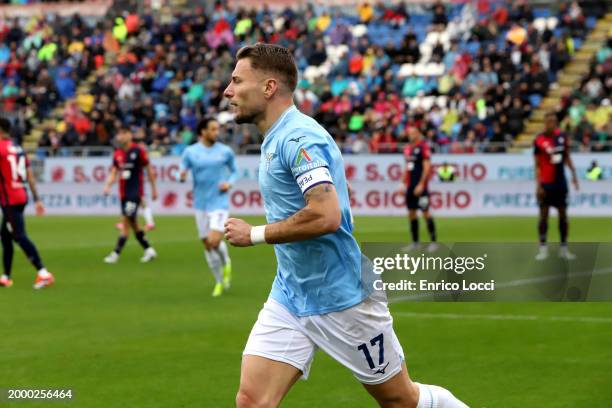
[534,154,540,184]
[265,183,341,243]
[534,154,544,197]
[414,158,431,195]
[146,165,158,200]
[564,150,579,190]
[103,167,118,195]
[224,183,342,246]
[26,167,44,215]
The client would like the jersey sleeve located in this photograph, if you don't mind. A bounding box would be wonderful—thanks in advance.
[139,147,150,166]
[422,143,431,160]
[533,136,542,155]
[225,148,239,184]
[112,150,120,169]
[180,148,191,171]
[279,129,334,195]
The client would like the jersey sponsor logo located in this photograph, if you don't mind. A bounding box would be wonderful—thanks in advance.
[288,136,306,143]
[291,160,328,176]
[295,148,312,166]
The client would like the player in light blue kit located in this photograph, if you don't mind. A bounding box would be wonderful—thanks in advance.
[180,117,238,297]
[223,44,468,408]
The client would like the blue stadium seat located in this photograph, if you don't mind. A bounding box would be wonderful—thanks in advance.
[410,14,431,25]
[586,16,597,30]
[573,38,583,50]
[466,42,481,55]
[533,8,551,18]
[529,94,542,108]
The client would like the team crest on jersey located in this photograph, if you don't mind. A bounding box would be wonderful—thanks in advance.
[130,152,137,160]
[265,152,276,171]
[295,148,312,166]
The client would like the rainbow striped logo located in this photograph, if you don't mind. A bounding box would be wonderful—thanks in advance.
[295,148,312,166]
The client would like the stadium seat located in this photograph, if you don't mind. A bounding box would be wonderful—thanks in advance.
[351,24,368,38]
[425,63,445,77]
[533,8,551,18]
[573,38,583,50]
[398,63,415,78]
[529,94,542,108]
[421,96,435,110]
[534,18,547,32]
[436,96,448,108]
[419,43,433,61]
[409,97,422,110]
[413,63,428,77]
[425,31,441,45]
[586,16,597,30]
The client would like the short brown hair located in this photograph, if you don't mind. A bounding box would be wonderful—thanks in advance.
[236,43,298,93]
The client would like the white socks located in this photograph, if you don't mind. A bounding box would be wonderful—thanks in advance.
[216,241,230,266]
[416,383,469,408]
[204,249,223,284]
[143,206,154,225]
[37,268,51,278]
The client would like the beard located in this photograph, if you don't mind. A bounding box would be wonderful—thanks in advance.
[234,105,263,125]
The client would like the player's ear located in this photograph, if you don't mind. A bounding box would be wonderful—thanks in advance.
[263,78,278,99]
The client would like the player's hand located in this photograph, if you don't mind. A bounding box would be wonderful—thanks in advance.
[414,183,424,196]
[536,184,544,199]
[103,185,111,196]
[35,201,45,216]
[224,218,253,247]
[151,189,158,201]
[219,182,231,192]
[572,177,580,191]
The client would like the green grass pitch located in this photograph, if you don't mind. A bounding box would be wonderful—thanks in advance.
[1,216,612,407]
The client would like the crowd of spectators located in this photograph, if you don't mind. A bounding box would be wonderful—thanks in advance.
[556,34,611,152]
[0,0,605,155]
[1,12,111,147]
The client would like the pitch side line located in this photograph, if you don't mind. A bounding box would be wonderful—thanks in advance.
[393,311,612,323]
[391,267,612,301]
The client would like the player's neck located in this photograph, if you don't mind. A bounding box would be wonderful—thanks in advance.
[258,99,294,136]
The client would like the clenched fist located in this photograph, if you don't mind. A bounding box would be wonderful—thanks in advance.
[224,218,253,247]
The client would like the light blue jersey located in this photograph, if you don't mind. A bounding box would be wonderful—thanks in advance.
[259,105,369,317]
[181,142,238,211]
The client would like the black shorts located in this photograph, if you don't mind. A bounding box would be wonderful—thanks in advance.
[121,197,141,220]
[406,189,430,211]
[1,204,27,239]
[538,185,568,208]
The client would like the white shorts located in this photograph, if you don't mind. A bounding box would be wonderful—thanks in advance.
[243,296,405,385]
[194,209,228,238]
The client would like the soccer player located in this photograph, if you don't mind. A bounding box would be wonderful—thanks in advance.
[403,126,437,251]
[103,125,158,263]
[534,112,579,260]
[223,44,467,408]
[179,117,238,297]
[115,130,155,231]
[0,118,54,289]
